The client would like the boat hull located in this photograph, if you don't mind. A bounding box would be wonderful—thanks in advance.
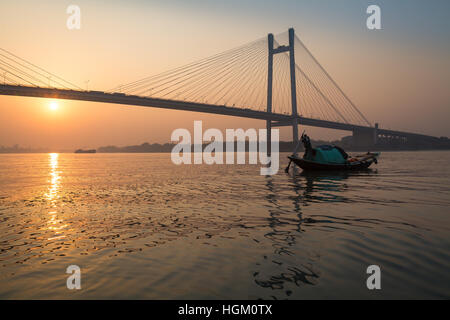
[288,156,377,171]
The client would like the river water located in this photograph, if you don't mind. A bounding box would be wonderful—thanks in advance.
[0,151,449,299]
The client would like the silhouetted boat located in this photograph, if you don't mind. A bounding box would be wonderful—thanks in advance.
[74,149,96,154]
[286,133,379,171]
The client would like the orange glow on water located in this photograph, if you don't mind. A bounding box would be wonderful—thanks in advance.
[45,153,67,240]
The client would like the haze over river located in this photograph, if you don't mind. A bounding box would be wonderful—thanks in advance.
[0,151,449,299]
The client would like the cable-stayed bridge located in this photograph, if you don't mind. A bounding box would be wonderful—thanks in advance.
[0,29,443,149]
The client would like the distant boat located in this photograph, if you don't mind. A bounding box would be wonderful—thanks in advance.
[74,149,96,154]
[286,133,380,171]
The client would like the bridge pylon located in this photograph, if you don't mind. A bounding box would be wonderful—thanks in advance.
[267,28,299,157]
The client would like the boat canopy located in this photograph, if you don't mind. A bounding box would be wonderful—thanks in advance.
[304,145,347,164]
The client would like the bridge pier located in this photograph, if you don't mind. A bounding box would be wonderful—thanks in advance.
[266,33,274,156]
[266,120,272,156]
[266,28,299,158]
[352,126,377,149]
[288,28,299,155]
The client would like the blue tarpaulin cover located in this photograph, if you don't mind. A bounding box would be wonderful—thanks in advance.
[305,146,347,164]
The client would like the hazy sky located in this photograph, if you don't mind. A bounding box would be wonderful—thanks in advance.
[0,0,449,150]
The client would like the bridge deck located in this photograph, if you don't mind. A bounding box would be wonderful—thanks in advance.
[0,84,440,142]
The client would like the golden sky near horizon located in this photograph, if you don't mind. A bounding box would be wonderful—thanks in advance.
[1,0,449,150]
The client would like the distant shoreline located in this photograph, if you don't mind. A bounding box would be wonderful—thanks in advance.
[2,138,449,154]
[1,148,450,154]
[2,150,450,155]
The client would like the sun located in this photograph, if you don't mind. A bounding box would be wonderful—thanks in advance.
[49,101,59,111]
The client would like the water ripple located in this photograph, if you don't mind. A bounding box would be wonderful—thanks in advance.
[0,152,449,299]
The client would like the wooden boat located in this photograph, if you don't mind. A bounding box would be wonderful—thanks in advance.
[289,153,379,171]
[286,133,380,172]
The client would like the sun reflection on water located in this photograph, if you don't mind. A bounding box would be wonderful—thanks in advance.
[46,153,60,202]
[45,153,67,240]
